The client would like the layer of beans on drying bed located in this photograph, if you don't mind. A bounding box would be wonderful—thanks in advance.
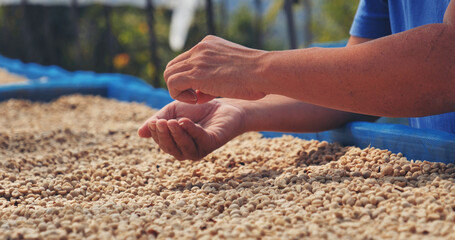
[1,95,455,239]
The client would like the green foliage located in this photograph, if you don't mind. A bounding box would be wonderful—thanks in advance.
[312,0,359,42]
[226,4,255,48]
[264,0,284,27]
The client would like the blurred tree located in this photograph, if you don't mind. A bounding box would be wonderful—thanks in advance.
[301,0,312,47]
[283,0,297,49]
[205,0,216,35]
[218,0,228,36]
[145,0,161,87]
[70,0,82,68]
[226,4,255,48]
[253,0,263,49]
[312,0,358,43]
[264,0,284,28]
[20,0,34,62]
[0,0,358,87]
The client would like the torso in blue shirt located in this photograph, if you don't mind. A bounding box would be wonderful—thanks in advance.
[350,0,451,37]
[350,0,455,133]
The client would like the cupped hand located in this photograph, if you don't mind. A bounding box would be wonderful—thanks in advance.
[137,99,246,160]
[164,35,268,104]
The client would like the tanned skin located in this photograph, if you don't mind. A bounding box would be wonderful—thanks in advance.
[138,2,455,160]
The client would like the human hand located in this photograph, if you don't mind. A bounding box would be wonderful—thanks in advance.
[164,35,268,104]
[137,99,246,160]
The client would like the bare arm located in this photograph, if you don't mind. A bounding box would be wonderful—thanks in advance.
[165,1,455,118]
[138,36,378,160]
[222,95,376,133]
[259,2,455,117]
[223,36,378,134]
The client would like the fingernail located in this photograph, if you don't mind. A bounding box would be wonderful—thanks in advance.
[177,90,198,103]
[178,121,187,129]
[148,122,156,131]
[156,123,165,133]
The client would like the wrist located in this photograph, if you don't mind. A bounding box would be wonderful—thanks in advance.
[254,50,275,97]
[218,98,259,133]
[255,48,323,98]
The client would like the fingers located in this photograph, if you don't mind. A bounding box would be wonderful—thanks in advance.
[137,119,160,147]
[167,73,216,104]
[178,118,213,159]
[163,60,193,83]
[147,121,160,146]
[167,69,213,104]
[155,119,183,159]
[178,118,208,143]
[137,118,157,138]
[137,114,210,160]
[166,70,195,102]
[167,120,199,160]
[176,89,198,104]
[195,90,216,104]
[137,122,152,138]
[165,39,215,103]
[147,119,202,160]
[165,64,201,104]
[166,50,192,69]
[137,102,202,160]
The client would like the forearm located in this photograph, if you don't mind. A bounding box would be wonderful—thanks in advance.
[221,95,378,133]
[258,23,455,117]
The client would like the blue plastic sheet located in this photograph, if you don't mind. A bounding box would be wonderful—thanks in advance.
[409,112,455,134]
[1,54,454,163]
[262,122,455,164]
[0,55,173,108]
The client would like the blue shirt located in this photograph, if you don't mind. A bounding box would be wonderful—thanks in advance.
[350,0,451,37]
[349,0,455,133]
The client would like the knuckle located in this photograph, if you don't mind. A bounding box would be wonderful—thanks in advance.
[167,74,187,88]
[166,75,176,86]
[191,55,209,65]
[166,79,178,95]
[189,68,204,78]
[169,92,179,100]
[194,41,210,52]
[165,60,175,69]
[163,70,170,82]
[167,87,180,99]
[203,35,217,41]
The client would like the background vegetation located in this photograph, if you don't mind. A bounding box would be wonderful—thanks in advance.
[0,0,358,88]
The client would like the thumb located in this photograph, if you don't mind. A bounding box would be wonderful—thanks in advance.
[195,90,216,104]
[175,89,198,104]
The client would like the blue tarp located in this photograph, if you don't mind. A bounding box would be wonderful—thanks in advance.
[1,55,454,164]
[0,55,173,109]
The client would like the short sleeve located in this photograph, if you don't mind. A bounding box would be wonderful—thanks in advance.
[349,0,392,39]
